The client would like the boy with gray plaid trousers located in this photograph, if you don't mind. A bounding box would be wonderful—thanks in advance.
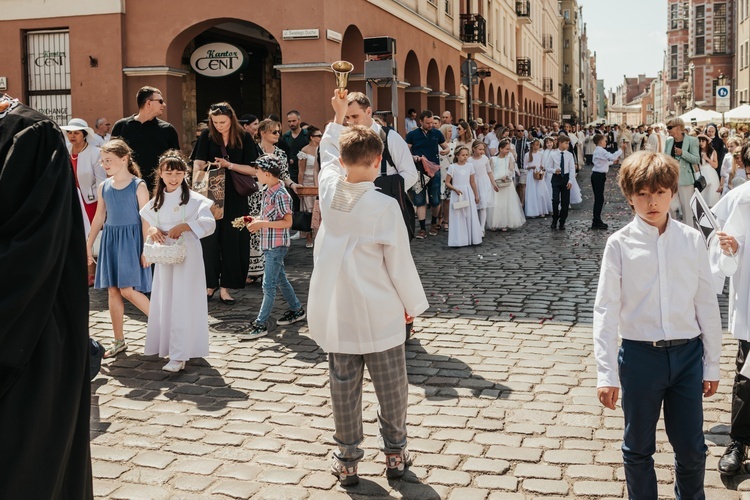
[307,91,429,486]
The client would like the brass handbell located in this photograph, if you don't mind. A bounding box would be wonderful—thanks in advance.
[331,60,354,97]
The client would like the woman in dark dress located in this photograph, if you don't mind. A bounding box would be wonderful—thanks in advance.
[193,102,258,304]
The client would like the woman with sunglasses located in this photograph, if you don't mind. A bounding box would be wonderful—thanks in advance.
[245,119,296,283]
[193,102,258,304]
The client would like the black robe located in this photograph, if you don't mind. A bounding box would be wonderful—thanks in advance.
[0,102,93,499]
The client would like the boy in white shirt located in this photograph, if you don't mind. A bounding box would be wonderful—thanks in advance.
[309,90,429,486]
[590,134,625,230]
[594,151,721,499]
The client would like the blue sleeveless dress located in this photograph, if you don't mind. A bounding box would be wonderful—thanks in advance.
[95,177,152,292]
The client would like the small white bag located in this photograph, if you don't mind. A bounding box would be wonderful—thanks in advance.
[452,195,470,209]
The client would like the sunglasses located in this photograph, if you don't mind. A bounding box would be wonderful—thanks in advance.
[269,130,281,135]
[149,98,165,104]
[210,104,231,114]
[666,125,674,130]
[311,134,323,138]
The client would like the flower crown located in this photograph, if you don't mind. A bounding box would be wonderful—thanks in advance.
[158,153,188,168]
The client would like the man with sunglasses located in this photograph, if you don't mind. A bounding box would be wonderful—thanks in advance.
[111,86,179,190]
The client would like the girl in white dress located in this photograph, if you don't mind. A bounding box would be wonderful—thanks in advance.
[439,125,455,231]
[523,139,549,218]
[140,151,216,372]
[541,136,556,213]
[720,137,745,196]
[445,147,483,247]
[487,140,526,231]
[469,140,498,234]
[697,134,721,206]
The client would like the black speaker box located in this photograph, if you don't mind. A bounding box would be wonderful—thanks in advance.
[364,37,396,55]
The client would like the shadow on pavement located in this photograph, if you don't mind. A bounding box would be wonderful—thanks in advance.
[339,473,443,499]
[94,354,247,411]
[406,338,511,400]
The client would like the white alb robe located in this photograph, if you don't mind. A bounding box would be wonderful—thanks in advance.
[140,189,215,361]
[308,123,429,354]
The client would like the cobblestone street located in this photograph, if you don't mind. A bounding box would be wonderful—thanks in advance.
[89,167,746,499]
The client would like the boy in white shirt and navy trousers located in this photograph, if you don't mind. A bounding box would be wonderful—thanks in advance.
[308,90,429,486]
[544,134,575,229]
[590,133,625,230]
[594,151,721,498]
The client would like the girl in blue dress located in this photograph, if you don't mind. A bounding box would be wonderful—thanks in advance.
[86,139,151,358]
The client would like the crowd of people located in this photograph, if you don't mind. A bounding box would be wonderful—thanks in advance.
[11,81,750,497]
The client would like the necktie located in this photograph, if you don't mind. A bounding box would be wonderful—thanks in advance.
[560,152,565,176]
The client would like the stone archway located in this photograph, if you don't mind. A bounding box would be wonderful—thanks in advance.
[341,25,366,96]
[444,65,459,119]
[426,59,442,116]
[404,51,423,114]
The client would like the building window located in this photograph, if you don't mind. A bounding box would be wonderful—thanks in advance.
[714,3,727,54]
[564,39,569,49]
[670,45,678,80]
[670,3,679,29]
[24,29,71,125]
[563,64,569,74]
[445,0,451,15]
[695,5,705,56]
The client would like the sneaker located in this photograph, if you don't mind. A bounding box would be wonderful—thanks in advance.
[719,440,746,475]
[162,360,186,373]
[103,339,127,358]
[290,232,301,240]
[415,229,427,239]
[385,449,414,479]
[330,456,359,486]
[239,321,268,341]
[277,308,307,326]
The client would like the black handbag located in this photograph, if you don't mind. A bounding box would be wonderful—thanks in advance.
[291,211,312,232]
[374,129,416,240]
[692,166,707,192]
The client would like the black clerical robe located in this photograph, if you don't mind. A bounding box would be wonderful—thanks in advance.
[0,101,93,499]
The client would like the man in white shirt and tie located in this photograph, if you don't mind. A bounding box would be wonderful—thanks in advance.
[544,134,574,229]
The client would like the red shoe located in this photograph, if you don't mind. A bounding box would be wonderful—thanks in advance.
[88,275,95,287]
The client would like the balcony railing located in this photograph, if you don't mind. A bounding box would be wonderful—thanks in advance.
[516,1,531,19]
[543,77,554,94]
[460,13,487,45]
[517,57,531,78]
[542,34,553,52]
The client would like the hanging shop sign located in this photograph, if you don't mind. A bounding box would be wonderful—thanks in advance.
[190,43,248,78]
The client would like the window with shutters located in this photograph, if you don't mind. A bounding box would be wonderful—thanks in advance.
[23,29,71,125]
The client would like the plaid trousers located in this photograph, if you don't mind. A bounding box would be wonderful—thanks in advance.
[329,344,408,466]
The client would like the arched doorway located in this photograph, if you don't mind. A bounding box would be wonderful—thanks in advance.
[444,66,458,120]
[488,83,495,123]
[169,19,281,146]
[341,26,366,96]
[426,59,441,115]
[477,80,485,122]
[403,51,422,115]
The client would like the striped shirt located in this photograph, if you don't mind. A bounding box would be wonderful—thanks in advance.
[260,182,292,250]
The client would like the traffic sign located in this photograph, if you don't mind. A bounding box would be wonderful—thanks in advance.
[461,59,477,78]
[717,85,731,112]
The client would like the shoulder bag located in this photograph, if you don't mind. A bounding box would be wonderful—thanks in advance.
[373,128,416,240]
[193,164,225,220]
[221,143,258,197]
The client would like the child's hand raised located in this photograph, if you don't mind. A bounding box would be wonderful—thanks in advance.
[331,89,348,124]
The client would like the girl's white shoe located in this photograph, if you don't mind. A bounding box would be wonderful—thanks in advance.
[162,360,186,372]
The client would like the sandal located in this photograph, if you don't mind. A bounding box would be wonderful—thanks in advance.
[104,339,127,358]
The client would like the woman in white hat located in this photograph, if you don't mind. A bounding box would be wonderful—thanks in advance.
[60,118,107,286]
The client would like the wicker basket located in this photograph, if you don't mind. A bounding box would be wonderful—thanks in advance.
[296,186,319,197]
[533,170,545,181]
[143,236,187,265]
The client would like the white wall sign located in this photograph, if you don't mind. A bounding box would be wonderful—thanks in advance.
[716,85,731,113]
[326,30,342,43]
[190,43,247,78]
[282,29,319,40]
[0,77,7,91]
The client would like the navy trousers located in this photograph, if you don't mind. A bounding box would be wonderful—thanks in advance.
[619,338,706,500]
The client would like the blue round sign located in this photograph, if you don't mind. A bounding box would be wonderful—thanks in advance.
[718,87,730,98]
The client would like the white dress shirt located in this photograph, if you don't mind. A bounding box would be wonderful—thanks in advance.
[593,215,722,388]
[404,117,418,134]
[591,146,623,174]
[543,148,574,179]
[372,122,418,190]
[309,123,429,354]
[717,192,750,342]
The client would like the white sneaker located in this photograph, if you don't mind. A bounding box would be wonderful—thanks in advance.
[290,232,301,240]
[162,360,186,372]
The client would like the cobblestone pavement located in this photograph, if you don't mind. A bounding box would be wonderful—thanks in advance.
[90,166,747,499]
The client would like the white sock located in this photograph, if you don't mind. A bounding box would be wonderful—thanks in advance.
[478,208,487,231]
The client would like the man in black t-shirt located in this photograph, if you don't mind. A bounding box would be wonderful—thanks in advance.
[111,86,180,189]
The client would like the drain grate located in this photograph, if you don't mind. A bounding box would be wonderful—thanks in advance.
[209,315,254,338]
